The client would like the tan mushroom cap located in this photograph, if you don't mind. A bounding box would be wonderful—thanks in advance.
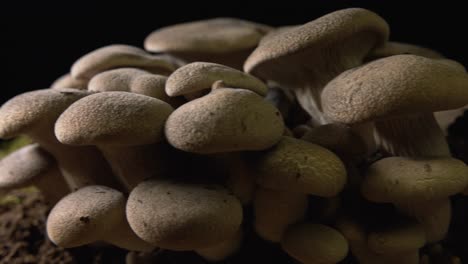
[255,136,347,197]
[51,73,88,90]
[71,45,176,81]
[126,180,243,250]
[0,88,90,139]
[281,223,349,264]
[144,18,271,55]
[244,8,389,86]
[362,157,468,204]
[55,92,173,146]
[367,222,426,254]
[322,55,468,124]
[165,62,268,97]
[47,185,153,251]
[365,41,444,61]
[165,88,284,154]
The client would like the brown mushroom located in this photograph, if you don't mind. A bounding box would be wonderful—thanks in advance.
[365,41,444,61]
[51,73,88,90]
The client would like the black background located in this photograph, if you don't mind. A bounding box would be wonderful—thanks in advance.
[1,1,467,103]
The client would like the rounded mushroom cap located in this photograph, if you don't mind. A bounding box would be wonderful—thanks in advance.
[55,91,173,146]
[71,44,175,81]
[365,41,444,61]
[51,73,88,90]
[255,136,347,197]
[0,88,90,139]
[367,222,426,254]
[281,223,349,264]
[47,185,125,247]
[362,157,468,203]
[165,62,268,97]
[244,8,389,85]
[165,88,284,153]
[322,55,468,124]
[126,180,243,250]
[0,144,54,189]
[144,18,271,54]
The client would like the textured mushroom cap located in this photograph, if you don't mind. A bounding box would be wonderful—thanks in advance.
[165,88,284,153]
[368,222,426,254]
[55,92,173,146]
[51,73,88,90]
[0,89,90,139]
[47,185,125,247]
[126,180,243,250]
[244,8,389,84]
[362,157,468,203]
[165,62,267,96]
[281,223,349,264]
[255,136,347,196]
[322,55,468,124]
[365,41,444,61]
[144,18,271,54]
[71,45,175,80]
[0,144,53,189]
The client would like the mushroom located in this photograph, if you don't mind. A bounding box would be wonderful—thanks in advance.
[47,185,153,251]
[244,8,389,124]
[0,88,121,190]
[0,143,69,205]
[365,41,444,61]
[281,223,349,264]
[88,67,185,107]
[71,44,176,81]
[367,221,426,255]
[165,62,268,98]
[51,73,88,90]
[253,187,308,242]
[195,228,243,262]
[165,87,284,154]
[144,18,272,69]
[434,106,467,135]
[126,179,243,250]
[55,92,174,190]
[254,136,347,197]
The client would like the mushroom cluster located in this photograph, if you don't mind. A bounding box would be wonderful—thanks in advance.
[1,8,468,264]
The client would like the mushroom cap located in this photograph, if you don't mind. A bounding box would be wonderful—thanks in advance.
[165,62,268,97]
[144,18,271,55]
[365,41,444,61]
[281,223,349,264]
[255,136,347,197]
[71,44,175,80]
[362,157,468,204]
[51,73,88,90]
[0,143,54,189]
[244,8,389,85]
[165,88,284,153]
[0,88,90,139]
[367,222,426,254]
[322,55,468,124]
[55,92,174,146]
[126,180,243,250]
[47,185,125,247]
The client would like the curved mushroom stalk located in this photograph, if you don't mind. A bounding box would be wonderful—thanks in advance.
[195,229,243,262]
[0,88,121,191]
[55,92,174,191]
[0,144,69,205]
[126,180,243,251]
[244,8,390,124]
[47,185,154,252]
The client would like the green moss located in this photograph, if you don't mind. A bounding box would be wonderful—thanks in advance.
[0,136,32,159]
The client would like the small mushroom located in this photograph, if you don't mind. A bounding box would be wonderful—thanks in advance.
[0,144,69,205]
[71,44,176,81]
[165,88,284,154]
[253,188,308,242]
[51,73,88,90]
[195,228,243,262]
[244,8,389,124]
[46,185,154,251]
[281,223,349,264]
[55,92,174,190]
[126,180,243,250]
[144,18,272,69]
[0,88,121,190]
[367,221,426,255]
[254,136,347,197]
[165,62,268,97]
[365,41,444,61]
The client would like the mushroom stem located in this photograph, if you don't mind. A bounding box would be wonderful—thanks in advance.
[374,113,450,157]
[33,164,69,205]
[195,228,243,262]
